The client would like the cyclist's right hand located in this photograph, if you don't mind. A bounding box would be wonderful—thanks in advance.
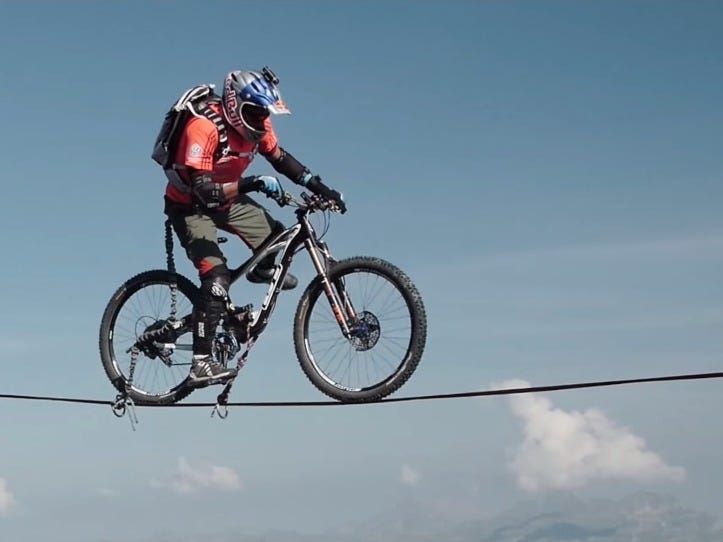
[191,175,227,209]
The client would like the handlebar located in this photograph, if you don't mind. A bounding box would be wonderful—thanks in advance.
[274,190,345,214]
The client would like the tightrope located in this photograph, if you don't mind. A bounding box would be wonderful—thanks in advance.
[1,370,721,408]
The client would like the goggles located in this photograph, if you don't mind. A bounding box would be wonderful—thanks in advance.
[240,103,270,130]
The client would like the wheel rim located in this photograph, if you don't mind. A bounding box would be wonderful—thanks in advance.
[304,269,413,392]
[108,281,194,398]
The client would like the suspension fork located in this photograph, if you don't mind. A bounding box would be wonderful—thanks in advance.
[332,276,359,322]
[304,238,358,338]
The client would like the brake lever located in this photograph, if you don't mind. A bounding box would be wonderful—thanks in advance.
[276,191,293,207]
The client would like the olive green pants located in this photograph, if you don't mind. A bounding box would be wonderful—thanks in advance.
[165,195,284,277]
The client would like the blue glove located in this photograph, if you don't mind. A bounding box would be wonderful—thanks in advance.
[255,175,283,200]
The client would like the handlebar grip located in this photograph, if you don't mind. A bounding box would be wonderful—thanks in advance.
[275,190,292,207]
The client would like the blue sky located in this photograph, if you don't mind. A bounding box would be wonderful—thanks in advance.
[0,1,722,540]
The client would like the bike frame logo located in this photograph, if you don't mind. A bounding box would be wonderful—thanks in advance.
[258,224,302,315]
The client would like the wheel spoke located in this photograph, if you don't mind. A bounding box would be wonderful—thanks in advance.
[103,278,195,402]
[303,267,415,393]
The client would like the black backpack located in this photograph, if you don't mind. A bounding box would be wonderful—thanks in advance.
[151,84,232,170]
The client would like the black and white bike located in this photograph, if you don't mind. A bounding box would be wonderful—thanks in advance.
[99,191,427,414]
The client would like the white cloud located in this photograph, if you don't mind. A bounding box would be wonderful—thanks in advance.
[497,379,685,492]
[152,457,242,495]
[399,464,421,486]
[0,478,16,516]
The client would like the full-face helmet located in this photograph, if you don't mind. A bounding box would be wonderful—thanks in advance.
[222,66,290,142]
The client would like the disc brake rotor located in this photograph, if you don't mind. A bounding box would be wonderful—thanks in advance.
[350,311,381,352]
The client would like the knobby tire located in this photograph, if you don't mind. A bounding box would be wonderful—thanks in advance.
[99,270,198,405]
[293,257,427,402]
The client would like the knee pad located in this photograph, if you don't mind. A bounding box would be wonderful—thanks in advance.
[199,264,231,304]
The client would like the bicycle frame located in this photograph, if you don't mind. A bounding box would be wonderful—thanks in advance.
[147,197,358,371]
[226,205,356,341]
[105,191,425,414]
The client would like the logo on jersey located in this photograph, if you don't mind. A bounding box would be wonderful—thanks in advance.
[189,143,203,158]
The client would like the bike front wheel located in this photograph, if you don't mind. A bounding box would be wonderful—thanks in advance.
[294,256,427,402]
[99,270,198,405]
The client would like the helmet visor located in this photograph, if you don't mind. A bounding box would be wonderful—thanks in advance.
[268,97,290,115]
[240,103,270,131]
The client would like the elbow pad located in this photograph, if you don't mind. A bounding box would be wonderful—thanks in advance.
[266,147,310,185]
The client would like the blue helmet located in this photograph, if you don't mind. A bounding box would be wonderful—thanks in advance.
[222,67,290,142]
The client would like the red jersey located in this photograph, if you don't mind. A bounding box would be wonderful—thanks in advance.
[164,103,278,204]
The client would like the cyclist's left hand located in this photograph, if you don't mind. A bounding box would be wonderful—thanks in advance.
[255,175,284,200]
[325,188,346,214]
[307,175,347,213]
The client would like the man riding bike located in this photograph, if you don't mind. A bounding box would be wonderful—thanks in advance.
[161,67,346,386]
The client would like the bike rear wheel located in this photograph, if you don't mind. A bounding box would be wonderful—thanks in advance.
[99,270,198,405]
[294,256,427,402]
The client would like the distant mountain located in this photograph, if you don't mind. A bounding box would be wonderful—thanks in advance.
[332,495,462,542]
[323,490,723,542]
[155,491,723,542]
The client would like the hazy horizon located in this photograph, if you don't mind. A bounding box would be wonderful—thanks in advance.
[1,1,722,540]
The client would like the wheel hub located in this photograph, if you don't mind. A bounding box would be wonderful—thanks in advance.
[350,311,381,351]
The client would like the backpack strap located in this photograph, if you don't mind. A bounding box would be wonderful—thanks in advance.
[188,96,259,162]
[187,96,230,162]
[164,88,260,194]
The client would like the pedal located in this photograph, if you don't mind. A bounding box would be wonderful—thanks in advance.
[187,377,212,389]
[212,372,237,385]
[232,303,253,322]
[187,371,237,389]
[229,304,253,343]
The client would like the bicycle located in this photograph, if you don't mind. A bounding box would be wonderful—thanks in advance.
[99,191,427,416]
